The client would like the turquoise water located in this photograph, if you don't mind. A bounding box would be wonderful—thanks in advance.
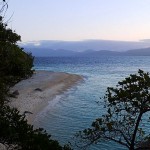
[33,56,150,150]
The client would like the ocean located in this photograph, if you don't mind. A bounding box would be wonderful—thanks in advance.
[33,56,150,150]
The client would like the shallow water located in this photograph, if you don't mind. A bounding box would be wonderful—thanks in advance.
[33,56,150,150]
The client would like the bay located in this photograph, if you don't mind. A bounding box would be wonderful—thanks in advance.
[33,56,150,150]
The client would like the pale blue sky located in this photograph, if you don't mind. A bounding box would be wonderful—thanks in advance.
[7,0,150,42]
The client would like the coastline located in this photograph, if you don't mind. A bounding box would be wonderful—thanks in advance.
[9,70,83,124]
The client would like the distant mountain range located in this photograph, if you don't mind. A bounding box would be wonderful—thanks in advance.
[125,47,150,56]
[20,39,150,57]
[24,47,150,57]
[21,39,150,52]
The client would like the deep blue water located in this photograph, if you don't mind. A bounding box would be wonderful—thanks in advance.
[33,56,150,150]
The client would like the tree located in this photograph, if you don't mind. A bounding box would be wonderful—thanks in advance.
[0,0,34,105]
[0,12,34,86]
[78,70,150,150]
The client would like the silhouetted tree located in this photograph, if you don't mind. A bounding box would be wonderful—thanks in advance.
[78,70,150,150]
[0,0,34,104]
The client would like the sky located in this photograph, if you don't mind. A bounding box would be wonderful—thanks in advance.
[6,0,150,42]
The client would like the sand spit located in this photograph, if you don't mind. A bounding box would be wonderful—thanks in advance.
[9,71,83,124]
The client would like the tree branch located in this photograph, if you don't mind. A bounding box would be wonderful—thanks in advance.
[105,136,129,148]
[113,128,131,146]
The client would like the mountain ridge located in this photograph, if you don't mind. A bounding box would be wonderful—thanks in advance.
[24,47,150,57]
[21,39,150,52]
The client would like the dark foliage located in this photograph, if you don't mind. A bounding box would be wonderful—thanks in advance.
[0,105,70,150]
[0,16,34,86]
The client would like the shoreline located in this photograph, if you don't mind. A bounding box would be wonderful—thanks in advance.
[9,71,83,124]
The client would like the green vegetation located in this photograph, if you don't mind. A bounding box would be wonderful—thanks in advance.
[78,70,150,150]
[0,15,34,84]
[0,1,71,149]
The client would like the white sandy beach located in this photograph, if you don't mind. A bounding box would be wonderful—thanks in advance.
[9,71,83,124]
